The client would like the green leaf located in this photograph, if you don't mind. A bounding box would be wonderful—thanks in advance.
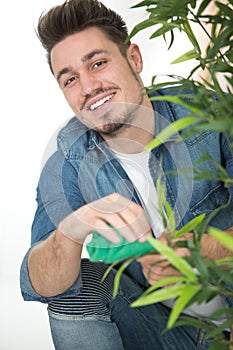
[209,264,233,286]
[131,283,189,307]
[208,227,233,252]
[198,196,231,234]
[150,24,180,40]
[190,285,219,305]
[112,258,135,298]
[208,341,228,350]
[167,29,175,49]
[210,306,233,319]
[215,1,233,18]
[146,236,197,281]
[215,257,233,267]
[149,95,203,114]
[156,172,175,232]
[174,315,214,330]
[190,249,210,280]
[183,21,201,54]
[142,276,188,295]
[127,18,159,41]
[171,49,199,64]
[101,259,123,282]
[163,196,176,232]
[174,214,206,238]
[168,284,201,328]
[196,120,233,134]
[130,0,156,8]
[206,317,233,339]
[196,0,212,17]
[145,116,197,150]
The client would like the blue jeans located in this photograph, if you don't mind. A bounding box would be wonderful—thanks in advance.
[48,260,214,350]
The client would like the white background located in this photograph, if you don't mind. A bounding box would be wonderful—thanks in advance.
[0,0,194,348]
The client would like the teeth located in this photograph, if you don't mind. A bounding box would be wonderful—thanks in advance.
[90,94,114,111]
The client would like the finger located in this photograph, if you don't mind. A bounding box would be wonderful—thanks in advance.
[137,254,164,265]
[88,218,122,244]
[88,211,149,243]
[114,202,152,242]
[93,193,152,242]
[87,193,132,215]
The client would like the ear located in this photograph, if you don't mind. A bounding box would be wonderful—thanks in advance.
[127,44,143,73]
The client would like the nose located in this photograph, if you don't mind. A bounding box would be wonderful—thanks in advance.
[80,72,102,96]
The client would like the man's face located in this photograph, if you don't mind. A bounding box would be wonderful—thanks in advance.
[51,27,147,137]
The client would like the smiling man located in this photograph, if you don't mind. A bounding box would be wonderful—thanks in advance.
[20,0,233,349]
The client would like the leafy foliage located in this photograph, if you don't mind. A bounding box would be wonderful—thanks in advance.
[129,0,233,142]
[121,0,233,347]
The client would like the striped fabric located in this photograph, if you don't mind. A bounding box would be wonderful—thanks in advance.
[48,260,115,316]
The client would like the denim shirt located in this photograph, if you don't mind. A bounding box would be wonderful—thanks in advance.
[20,88,233,305]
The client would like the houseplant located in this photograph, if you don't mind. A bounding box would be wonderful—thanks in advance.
[111,1,233,348]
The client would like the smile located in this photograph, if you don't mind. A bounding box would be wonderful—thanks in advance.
[89,94,114,111]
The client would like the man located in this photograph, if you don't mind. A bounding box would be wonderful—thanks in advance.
[20,0,233,348]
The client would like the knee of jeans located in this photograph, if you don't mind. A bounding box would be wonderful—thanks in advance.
[48,260,115,317]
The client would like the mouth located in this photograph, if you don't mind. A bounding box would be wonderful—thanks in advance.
[89,93,115,111]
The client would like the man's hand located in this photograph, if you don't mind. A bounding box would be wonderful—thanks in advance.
[137,232,190,285]
[58,192,152,245]
[138,227,233,285]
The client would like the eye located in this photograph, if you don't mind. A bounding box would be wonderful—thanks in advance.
[93,60,106,69]
[64,76,78,87]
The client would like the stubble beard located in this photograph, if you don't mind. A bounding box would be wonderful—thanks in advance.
[95,99,143,137]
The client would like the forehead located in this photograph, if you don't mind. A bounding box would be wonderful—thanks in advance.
[51,27,119,73]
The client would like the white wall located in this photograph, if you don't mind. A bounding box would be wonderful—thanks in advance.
[0,1,194,349]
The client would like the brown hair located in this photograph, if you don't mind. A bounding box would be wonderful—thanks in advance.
[37,0,130,73]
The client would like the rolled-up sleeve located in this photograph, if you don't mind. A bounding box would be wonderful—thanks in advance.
[20,150,85,303]
[20,242,83,303]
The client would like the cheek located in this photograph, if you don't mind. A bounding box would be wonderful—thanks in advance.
[63,90,82,110]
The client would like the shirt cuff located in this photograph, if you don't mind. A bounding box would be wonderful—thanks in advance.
[20,242,82,303]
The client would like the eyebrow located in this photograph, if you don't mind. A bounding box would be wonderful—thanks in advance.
[82,49,109,63]
[56,49,110,83]
[56,67,72,83]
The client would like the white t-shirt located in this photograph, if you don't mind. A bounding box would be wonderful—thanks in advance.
[113,149,164,237]
[113,148,228,327]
